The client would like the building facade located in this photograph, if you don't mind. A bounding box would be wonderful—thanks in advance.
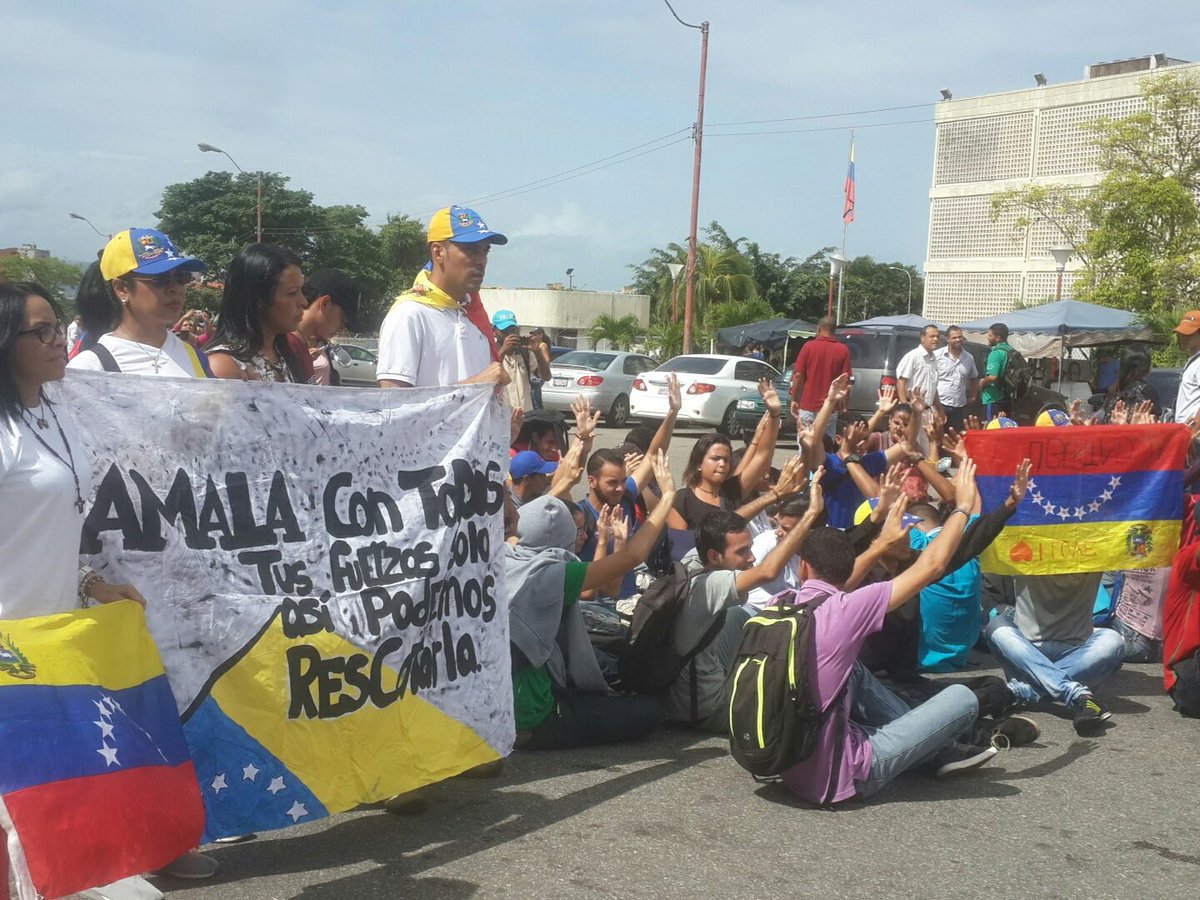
[477,287,650,349]
[923,54,1197,325]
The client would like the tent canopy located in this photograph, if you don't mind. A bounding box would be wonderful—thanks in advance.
[958,299,1154,358]
[716,317,817,349]
[848,314,943,329]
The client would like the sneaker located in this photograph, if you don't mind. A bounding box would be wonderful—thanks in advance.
[935,740,999,778]
[154,851,219,879]
[1073,694,1113,736]
[992,714,1041,747]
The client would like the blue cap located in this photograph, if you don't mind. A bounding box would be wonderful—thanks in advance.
[100,228,206,280]
[427,206,508,245]
[491,309,519,331]
[511,451,558,480]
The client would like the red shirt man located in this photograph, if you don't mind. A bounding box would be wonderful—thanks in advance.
[790,317,852,423]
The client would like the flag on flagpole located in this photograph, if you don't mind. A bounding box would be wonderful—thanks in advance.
[843,141,856,223]
[0,602,205,900]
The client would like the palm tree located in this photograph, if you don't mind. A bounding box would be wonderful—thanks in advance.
[700,297,776,352]
[690,244,758,325]
[588,313,644,351]
[644,321,684,360]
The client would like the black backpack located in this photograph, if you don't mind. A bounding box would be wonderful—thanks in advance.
[727,592,846,793]
[618,563,726,709]
[1001,347,1033,400]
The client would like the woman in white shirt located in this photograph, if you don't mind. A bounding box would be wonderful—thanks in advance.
[68,228,210,378]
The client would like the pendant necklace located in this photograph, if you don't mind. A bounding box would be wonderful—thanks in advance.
[21,395,85,513]
[31,398,49,429]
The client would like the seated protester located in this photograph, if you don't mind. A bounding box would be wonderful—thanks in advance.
[1110,568,1168,663]
[578,376,682,597]
[667,379,783,533]
[856,461,1029,679]
[781,462,1002,806]
[985,571,1126,735]
[508,452,677,750]
[801,375,918,529]
[510,450,557,508]
[664,472,826,731]
[511,418,561,461]
[1162,521,1200,717]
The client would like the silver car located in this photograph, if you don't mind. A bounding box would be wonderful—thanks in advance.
[331,344,378,387]
[540,350,659,427]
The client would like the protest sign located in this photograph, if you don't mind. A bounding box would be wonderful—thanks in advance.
[63,372,513,841]
[966,423,1190,576]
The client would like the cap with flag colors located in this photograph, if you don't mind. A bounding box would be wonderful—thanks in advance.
[0,602,205,900]
[427,206,508,245]
[100,228,206,281]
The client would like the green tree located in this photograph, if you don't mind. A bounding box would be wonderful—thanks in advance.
[643,320,684,360]
[588,313,644,350]
[0,256,84,309]
[993,70,1200,317]
[839,257,925,322]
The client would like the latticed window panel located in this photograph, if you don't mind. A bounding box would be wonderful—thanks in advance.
[929,195,1026,259]
[1034,97,1147,177]
[1025,187,1091,256]
[923,272,1024,324]
[934,113,1035,185]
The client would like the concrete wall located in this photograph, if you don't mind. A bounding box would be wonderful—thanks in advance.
[478,288,651,346]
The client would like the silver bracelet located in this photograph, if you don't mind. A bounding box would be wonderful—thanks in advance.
[949,507,971,521]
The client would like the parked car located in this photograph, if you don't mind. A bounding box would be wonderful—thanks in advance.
[540,350,659,427]
[836,325,1065,425]
[331,344,378,386]
[630,354,780,434]
[733,370,797,437]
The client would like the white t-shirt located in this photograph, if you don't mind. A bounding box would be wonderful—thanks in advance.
[746,528,800,611]
[1175,352,1200,423]
[376,301,492,387]
[0,392,91,619]
[896,346,939,405]
[933,346,979,408]
[67,332,202,378]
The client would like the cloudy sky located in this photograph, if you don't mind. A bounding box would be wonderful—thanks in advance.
[3,2,1196,291]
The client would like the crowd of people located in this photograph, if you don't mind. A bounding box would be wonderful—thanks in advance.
[2,202,1200,894]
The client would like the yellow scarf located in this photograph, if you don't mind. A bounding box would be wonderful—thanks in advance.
[391,268,460,311]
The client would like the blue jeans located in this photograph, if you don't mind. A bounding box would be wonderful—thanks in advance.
[985,616,1125,708]
[849,662,979,798]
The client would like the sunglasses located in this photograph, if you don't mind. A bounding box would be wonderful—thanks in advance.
[127,270,195,288]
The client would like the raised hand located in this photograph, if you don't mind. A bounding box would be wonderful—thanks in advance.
[944,427,967,463]
[877,495,914,549]
[1131,399,1157,425]
[953,456,979,512]
[623,450,644,474]
[571,395,592,435]
[842,420,869,455]
[805,465,826,520]
[965,414,983,432]
[876,385,898,415]
[551,440,585,492]
[877,462,905,516]
[1009,458,1032,505]
[597,503,614,539]
[909,386,927,414]
[610,512,631,546]
[774,454,807,498]
[651,448,676,496]
[510,406,525,443]
[827,373,851,408]
[667,372,682,413]
[759,377,783,416]
[1109,399,1128,425]
[1068,398,1089,427]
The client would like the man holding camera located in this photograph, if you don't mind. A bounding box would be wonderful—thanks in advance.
[492,309,542,412]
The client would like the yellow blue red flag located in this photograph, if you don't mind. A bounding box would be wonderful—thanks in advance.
[965,423,1190,575]
[0,602,204,900]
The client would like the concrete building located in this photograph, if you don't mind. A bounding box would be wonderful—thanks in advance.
[923,53,1197,325]
[477,286,651,349]
[0,243,51,259]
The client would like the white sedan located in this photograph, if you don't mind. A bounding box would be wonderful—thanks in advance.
[630,354,780,434]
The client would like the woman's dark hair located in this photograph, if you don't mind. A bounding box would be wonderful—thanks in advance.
[0,282,62,423]
[683,432,732,487]
[515,419,557,447]
[1117,350,1151,392]
[213,243,304,381]
[76,260,121,351]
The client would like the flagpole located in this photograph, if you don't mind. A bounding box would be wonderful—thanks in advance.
[836,130,853,325]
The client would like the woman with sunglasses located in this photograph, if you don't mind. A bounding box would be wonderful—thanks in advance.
[67,229,211,377]
[206,243,307,383]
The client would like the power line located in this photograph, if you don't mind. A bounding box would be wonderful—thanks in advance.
[708,101,935,127]
[706,116,934,138]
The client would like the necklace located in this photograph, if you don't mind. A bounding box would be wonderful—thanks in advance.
[114,331,167,374]
[21,396,85,513]
[695,484,721,498]
[31,398,49,429]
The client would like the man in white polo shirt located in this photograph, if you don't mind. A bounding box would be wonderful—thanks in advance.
[1174,310,1200,424]
[377,205,508,389]
[896,325,941,410]
[934,325,979,431]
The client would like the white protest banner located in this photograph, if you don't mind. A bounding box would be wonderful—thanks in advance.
[62,371,513,841]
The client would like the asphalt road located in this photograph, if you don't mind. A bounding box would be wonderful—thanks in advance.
[160,424,1198,900]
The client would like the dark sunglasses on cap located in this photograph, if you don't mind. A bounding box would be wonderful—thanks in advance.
[126,270,195,288]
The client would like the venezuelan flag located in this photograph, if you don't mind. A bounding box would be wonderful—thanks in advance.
[965,423,1190,576]
[0,602,204,900]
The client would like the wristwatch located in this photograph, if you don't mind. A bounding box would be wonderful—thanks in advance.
[844,454,863,465]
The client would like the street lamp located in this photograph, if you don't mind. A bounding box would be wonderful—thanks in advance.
[1049,244,1073,301]
[827,252,847,321]
[667,262,684,323]
[887,266,913,315]
[664,0,709,354]
[198,142,262,243]
[566,267,575,290]
[68,212,110,240]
